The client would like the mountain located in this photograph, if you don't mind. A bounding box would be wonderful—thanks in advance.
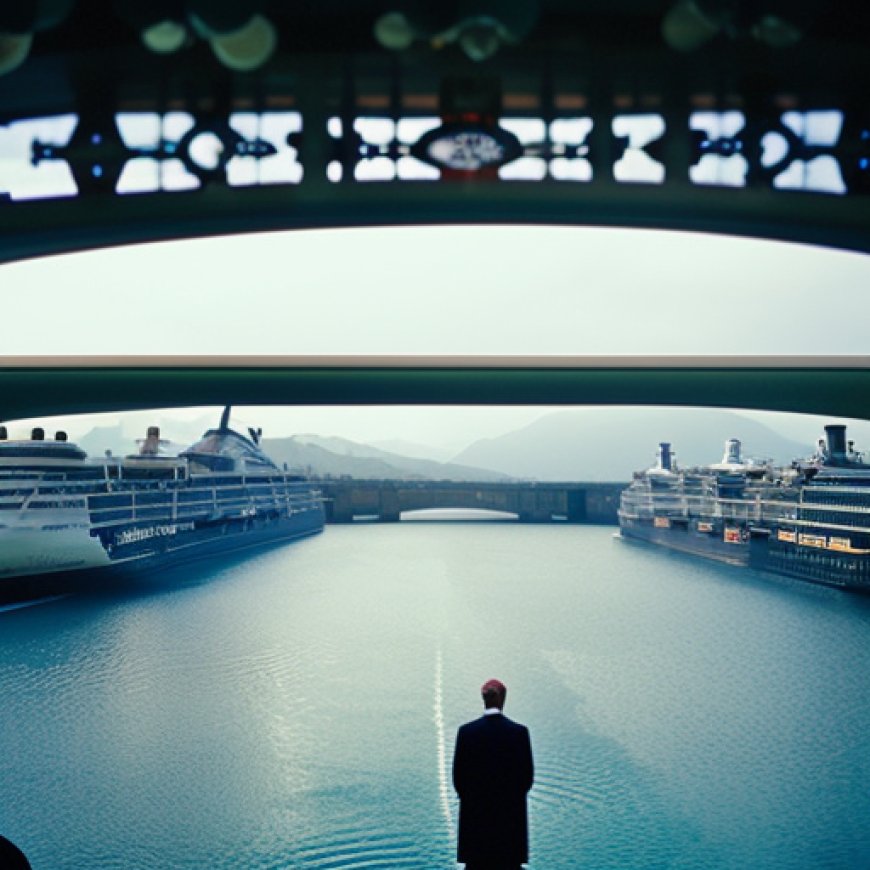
[734,410,870,452]
[74,407,870,483]
[450,408,817,481]
[368,438,457,463]
[262,435,509,481]
[78,423,137,458]
[74,420,504,481]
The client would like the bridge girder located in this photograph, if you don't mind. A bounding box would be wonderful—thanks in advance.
[2,357,870,424]
[0,2,869,263]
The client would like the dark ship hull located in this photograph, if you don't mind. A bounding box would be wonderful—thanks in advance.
[618,516,870,590]
[0,506,324,602]
[618,426,870,594]
[618,515,754,568]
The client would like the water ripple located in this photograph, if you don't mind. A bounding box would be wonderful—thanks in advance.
[530,760,603,809]
[288,829,423,869]
[3,525,870,869]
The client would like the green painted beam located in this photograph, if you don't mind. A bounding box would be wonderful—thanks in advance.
[1,356,869,422]
[3,182,870,266]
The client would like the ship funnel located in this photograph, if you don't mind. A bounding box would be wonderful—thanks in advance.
[31,427,44,441]
[722,438,742,465]
[139,426,164,456]
[825,425,848,462]
[657,442,673,471]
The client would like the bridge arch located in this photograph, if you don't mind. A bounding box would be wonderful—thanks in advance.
[401,509,518,522]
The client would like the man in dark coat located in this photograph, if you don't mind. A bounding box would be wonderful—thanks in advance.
[452,678,534,870]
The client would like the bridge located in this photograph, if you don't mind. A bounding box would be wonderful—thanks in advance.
[3,356,870,425]
[318,479,625,524]
[1,2,868,266]
[0,3,869,425]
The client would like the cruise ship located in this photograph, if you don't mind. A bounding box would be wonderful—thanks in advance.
[618,424,870,592]
[0,407,324,598]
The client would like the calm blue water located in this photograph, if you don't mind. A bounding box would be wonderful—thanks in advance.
[2,524,870,869]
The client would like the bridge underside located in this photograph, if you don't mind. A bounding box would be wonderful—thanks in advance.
[2,356,870,424]
[0,1,869,264]
[1,4,868,427]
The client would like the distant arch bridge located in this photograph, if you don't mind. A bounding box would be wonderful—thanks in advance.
[319,479,624,524]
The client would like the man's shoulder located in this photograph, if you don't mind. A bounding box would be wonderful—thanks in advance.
[501,715,529,734]
[458,714,528,732]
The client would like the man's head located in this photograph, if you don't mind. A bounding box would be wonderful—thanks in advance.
[481,678,507,710]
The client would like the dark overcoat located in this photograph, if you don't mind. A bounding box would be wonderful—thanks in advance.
[452,713,534,865]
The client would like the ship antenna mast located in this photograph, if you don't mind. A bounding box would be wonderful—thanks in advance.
[220,405,232,431]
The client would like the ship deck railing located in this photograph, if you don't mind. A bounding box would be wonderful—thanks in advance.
[90,486,320,526]
[785,517,870,535]
[3,477,322,529]
[0,468,319,488]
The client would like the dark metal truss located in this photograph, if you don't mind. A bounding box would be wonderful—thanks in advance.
[0,1,868,262]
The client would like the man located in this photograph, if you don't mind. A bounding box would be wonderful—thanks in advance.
[0,835,31,869]
[452,678,534,870]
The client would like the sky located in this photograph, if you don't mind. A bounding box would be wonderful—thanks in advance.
[5,225,870,357]
[4,405,550,455]
[2,224,870,448]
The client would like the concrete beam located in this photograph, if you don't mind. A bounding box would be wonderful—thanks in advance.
[2,356,870,423]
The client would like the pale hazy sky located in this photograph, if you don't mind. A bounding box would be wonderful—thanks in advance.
[3,225,870,447]
[5,225,870,356]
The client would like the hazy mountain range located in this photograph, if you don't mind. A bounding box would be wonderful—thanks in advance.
[451,408,816,481]
[261,435,509,481]
[77,419,508,481]
[73,407,870,482]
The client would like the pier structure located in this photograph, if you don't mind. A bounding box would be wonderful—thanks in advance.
[318,480,625,524]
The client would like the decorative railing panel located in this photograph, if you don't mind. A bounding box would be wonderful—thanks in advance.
[2,105,866,201]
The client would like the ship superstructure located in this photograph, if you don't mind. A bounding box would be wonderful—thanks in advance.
[618,424,870,592]
[0,407,324,597]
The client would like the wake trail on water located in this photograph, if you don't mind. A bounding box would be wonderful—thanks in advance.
[434,646,456,841]
[0,594,68,613]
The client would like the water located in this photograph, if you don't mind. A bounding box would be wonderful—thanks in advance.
[1,524,869,869]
